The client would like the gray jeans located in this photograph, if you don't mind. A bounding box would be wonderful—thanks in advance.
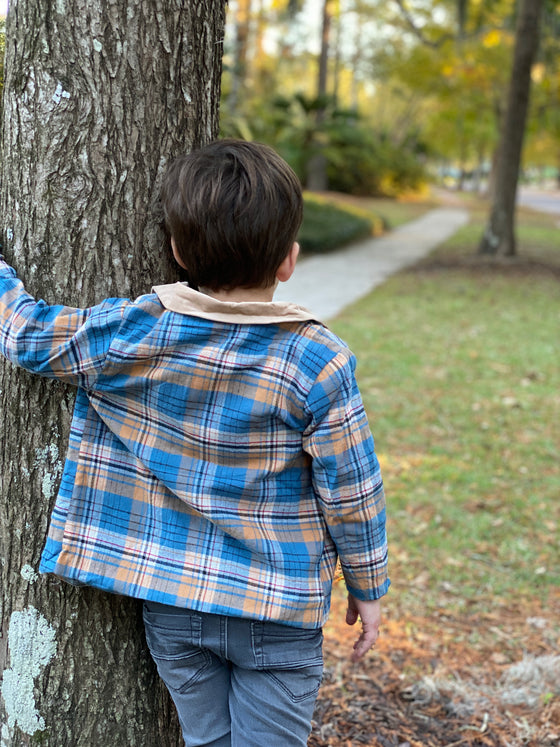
[143,602,323,747]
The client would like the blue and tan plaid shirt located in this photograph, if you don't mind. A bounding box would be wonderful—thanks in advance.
[0,258,388,628]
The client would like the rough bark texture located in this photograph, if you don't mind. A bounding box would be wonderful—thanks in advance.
[478,0,544,256]
[0,0,225,744]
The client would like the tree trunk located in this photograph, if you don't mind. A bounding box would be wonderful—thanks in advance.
[350,1,364,111]
[228,0,252,114]
[478,0,544,256]
[306,0,333,191]
[0,0,225,744]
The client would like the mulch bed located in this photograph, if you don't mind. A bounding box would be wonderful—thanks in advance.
[309,589,560,747]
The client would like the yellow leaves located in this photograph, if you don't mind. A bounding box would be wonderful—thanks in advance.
[379,452,427,473]
[483,29,502,48]
[531,63,546,84]
[379,452,457,486]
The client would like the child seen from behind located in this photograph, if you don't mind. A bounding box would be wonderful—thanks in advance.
[0,139,389,746]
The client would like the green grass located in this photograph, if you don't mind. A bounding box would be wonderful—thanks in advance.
[330,201,560,616]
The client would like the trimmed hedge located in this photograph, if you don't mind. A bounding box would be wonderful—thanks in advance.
[298,193,386,254]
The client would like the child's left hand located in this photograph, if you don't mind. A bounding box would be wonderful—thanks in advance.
[345,594,381,662]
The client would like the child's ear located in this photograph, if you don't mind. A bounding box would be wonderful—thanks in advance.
[276,242,300,283]
[171,237,188,270]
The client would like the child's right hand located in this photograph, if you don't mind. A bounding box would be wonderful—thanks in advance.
[345,594,382,662]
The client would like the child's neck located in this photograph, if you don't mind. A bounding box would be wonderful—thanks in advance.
[200,285,276,304]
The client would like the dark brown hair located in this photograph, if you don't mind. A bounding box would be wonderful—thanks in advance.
[161,139,303,290]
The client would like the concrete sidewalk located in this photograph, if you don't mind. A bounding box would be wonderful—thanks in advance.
[275,207,469,321]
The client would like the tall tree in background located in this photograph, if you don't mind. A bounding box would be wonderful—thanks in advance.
[306,0,337,190]
[479,0,544,255]
[0,0,225,744]
[228,0,252,113]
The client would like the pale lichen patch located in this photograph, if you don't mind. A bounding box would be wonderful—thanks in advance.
[33,444,63,502]
[0,606,57,736]
[1,723,14,747]
[20,565,39,584]
[52,82,71,106]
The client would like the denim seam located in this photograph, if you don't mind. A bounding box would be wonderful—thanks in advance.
[263,670,322,703]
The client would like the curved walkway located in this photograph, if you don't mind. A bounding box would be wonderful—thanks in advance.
[275,207,469,321]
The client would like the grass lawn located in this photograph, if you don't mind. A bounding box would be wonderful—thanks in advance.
[329,197,560,619]
[309,192,560,746]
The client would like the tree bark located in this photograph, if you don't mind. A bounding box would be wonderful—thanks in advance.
[478,0,544,256]
[0,0,225,744]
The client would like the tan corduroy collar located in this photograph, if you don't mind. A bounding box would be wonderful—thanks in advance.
[153,282,318,325]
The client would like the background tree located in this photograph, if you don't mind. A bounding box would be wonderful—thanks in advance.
[305,0,337,190]
[0,0,225,744]
[228,0,252,113]
[219,0,558,202]
[479,0,545,255]
[524,1,560,185]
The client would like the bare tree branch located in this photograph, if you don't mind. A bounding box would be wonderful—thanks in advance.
[392,0,509,49]
[392,0,455,47]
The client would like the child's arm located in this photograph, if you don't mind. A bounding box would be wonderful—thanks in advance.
[0,257,127,387]
[303,348,389,659]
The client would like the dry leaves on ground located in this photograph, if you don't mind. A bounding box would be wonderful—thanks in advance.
[310,589,560,747]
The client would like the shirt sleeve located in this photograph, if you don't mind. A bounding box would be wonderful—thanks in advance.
[302,348,389,601]
[0,257,128,389]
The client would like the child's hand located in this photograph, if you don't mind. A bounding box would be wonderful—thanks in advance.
[345,594,381,662]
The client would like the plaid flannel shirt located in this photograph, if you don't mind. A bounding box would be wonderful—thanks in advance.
[0,258,389,628]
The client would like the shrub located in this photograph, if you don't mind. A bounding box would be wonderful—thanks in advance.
[298,193,385,254]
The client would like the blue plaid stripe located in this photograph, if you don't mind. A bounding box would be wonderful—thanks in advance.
[1,259,389,628]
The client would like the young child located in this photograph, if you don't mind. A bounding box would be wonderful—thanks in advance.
[0,139,389,747]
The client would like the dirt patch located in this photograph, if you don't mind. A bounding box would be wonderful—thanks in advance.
[411,254,560,281]
[310,589,560,746]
